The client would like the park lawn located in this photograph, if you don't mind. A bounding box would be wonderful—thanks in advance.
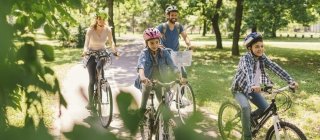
[188,33,320,42]
[186,44,320,139]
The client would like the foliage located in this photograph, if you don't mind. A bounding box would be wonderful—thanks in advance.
[0,0,80,136]
[244,0,318,37]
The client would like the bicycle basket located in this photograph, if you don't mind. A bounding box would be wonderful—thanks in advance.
[170,51,192,66]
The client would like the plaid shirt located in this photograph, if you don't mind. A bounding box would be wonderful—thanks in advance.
[231,52,294,95]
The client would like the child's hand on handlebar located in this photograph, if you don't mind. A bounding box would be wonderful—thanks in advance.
[140,76,150,84]
[180,77,188,84]
[251,86,262,93]
[112,51,120,57]
[290,81,299,89]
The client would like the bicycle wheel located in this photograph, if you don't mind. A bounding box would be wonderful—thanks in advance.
[218,101,242,140]
[96,79,113,128]
[176,83,196,124]
[140,109,154,140]
[155,113,175,140]
[265,121,307,140]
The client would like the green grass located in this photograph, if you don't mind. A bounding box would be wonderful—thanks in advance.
[188,34,320,42]
[186,45,320,139]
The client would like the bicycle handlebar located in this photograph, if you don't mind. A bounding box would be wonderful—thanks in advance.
[151,80,180,88]
[262,84,296,95]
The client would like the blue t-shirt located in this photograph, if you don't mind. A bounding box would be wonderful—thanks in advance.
[157,23,184,51]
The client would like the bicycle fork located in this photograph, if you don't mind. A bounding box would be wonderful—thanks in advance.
[272,114,281,140]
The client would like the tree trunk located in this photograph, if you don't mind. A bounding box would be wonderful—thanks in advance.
[132,15,135,34]
[107,0,116,45]
[232,0,244,56]
[251,24,257,32]
[211,0,223,49]
[202,20,207,36]
[271,26,277,38]
[202,4,207,36]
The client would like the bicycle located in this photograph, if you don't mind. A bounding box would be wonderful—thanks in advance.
[169,48,196,124]
[140,80,180,140]
[218,85,307,140]
[83,49,113,128]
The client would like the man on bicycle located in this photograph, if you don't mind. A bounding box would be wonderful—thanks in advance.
[156,5,191,79]
[231,32,298,140]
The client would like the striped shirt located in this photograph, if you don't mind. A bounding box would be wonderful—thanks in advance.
[231,52,294,95]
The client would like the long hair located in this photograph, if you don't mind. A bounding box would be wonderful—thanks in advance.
[90,16,109,30]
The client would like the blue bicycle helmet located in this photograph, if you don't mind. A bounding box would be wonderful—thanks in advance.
[244,32,263,48]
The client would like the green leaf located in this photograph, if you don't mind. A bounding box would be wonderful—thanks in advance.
[64,125,117,140]
[17,44,37,63]
[43,24,52,38]
[116,92,141,135]
[33,13,46,29]
[43,66,54,75]
[37,44,54,61]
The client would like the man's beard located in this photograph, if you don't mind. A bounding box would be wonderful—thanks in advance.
[169,18,177,23]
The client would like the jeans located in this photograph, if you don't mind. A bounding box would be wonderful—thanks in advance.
[234,92,269,140]
[140,83,162,110]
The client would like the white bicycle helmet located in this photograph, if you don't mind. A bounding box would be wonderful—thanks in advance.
[165,5,178,14]
[244,32,263,48]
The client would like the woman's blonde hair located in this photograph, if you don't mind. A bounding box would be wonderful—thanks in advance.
[90,15,109,30]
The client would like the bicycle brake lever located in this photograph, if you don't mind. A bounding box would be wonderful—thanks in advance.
[262,86,273,93]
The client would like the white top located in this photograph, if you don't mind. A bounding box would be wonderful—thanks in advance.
[83,26,111,52]
[254,60,261,86]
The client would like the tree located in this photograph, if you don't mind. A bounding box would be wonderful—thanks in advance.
[231,0,244,56]
[211,0,223,49]
[107,0,117,44]
[244,0,317,38]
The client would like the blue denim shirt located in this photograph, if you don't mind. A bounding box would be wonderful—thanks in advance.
[134,48,179,89]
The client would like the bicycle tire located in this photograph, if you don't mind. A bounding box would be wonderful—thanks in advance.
[156,104,174,140]
[155,113,175,140]
[218,101,242,140]
[265,121,307,140]
[95,79,113,128]
[140,109,154,140]
[176,83,196,124]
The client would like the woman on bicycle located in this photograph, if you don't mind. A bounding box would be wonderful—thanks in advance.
[83,11,119,110]
[134,28,181,115]
[231,32,298,140]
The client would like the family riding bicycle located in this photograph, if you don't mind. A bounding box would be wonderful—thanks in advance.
[80,4,307,140]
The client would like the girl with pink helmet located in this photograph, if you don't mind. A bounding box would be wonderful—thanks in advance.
[135,28,180,115]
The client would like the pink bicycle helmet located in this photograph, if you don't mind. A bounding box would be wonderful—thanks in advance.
[143,28,161,41]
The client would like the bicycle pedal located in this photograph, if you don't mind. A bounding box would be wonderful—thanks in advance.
[168,119,176,127]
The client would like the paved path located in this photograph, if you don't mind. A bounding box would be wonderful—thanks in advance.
[53,36,220,139]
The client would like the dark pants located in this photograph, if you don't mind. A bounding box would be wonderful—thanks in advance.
[87,56,96,106]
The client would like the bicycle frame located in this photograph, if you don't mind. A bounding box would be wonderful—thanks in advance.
[251,86,292,139]
[143,80,178,139]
